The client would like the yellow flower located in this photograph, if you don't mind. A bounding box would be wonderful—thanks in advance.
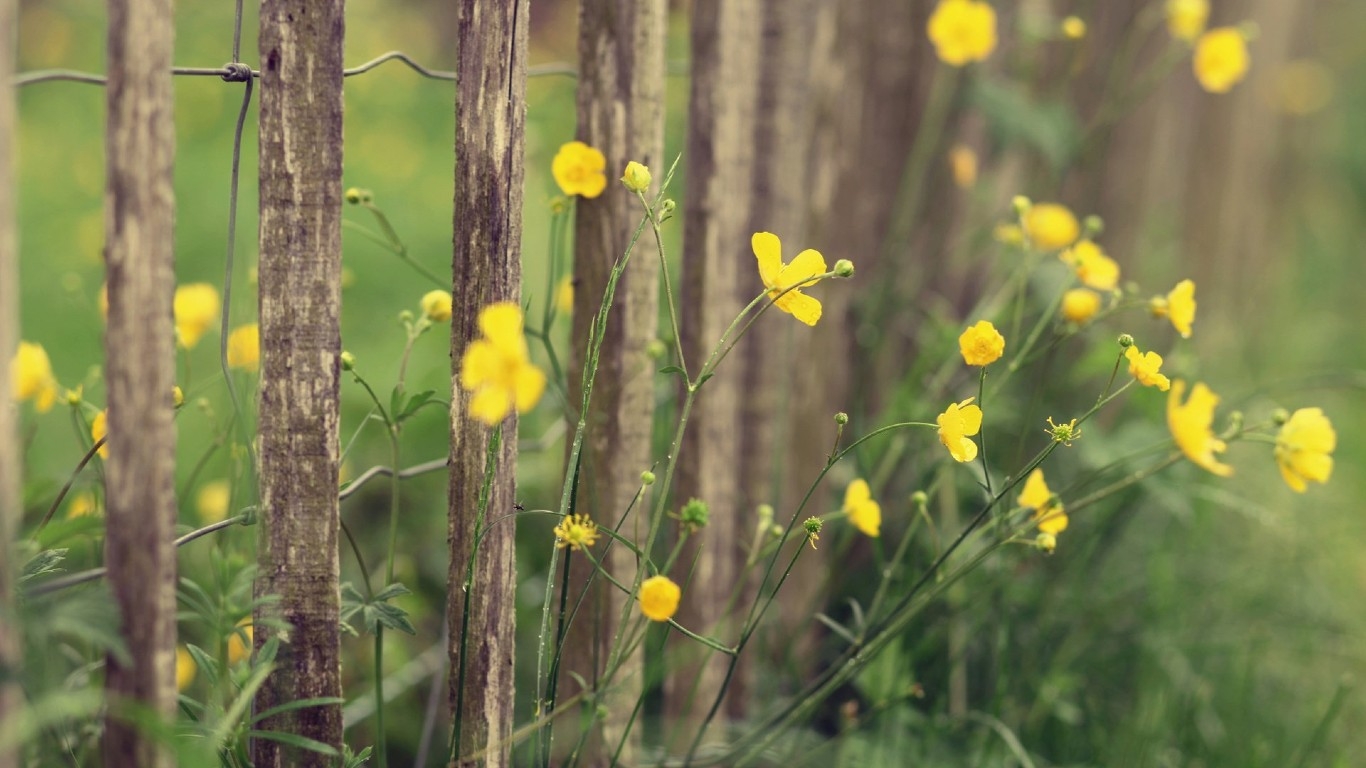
[1061,288,1101,324]
[227,620,253,665]
[1023,203,1080,251]
[927,0,998,67]
[1150,279,1196,338]
[639,575,681,622]
[958,320,1005,366]
[555,275,574,317]
[551,141,607,199]
[1275,408,1335,493]
[90,409,109,458]
[1125,346,1171,391]
[1061,16,1086,40]
[226,324,260,373]
[753,231,827,327]
[843,479,881,538]
[421,290,453,323]
[98,283,108,321]
[1194,27,1250,94]
[459,302,547,425]
[173,283,221,349]
[1166,0,1209,42]
[175,646,196,692]
[620,161,651,193]
[553,513,600,551]
[993,222,1024,247]
[1017,469,1068,535]
[66,490,100,519]
[1062,240,1120,291]
[948,143,978,189]
[173,386,184,408]
[196,479,232,524]
[10,340,59,413]
[1167,380,1233,477]
[937,397,983,463]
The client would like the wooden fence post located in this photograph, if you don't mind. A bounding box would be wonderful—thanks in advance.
[0,0,22,762]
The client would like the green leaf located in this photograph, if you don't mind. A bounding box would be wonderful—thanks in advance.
[369,602,417,635]
[247,729,341,757]
[395,389,438,423]
[969,77,1081,173]
[249,697,345,726]
[372,582,411,603]
[185,643,221,690]
[658,365,686,377]
[20,548,67,583]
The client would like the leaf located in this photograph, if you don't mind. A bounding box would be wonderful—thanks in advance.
[185,643,221,690]
[247,730,341,757]
[249,697,345,726]
[970,77,1081,173]
[369,602,417,635]
[395,389,438,423]
[658,365,686,378]
[20,549,67,584]
[372,582,411,603]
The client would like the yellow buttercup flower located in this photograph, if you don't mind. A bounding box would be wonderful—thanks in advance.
[753,231,827,327]
[1017,469,1068,535]
[638,575,681,622]
[10,340,59,413]
[842,479,881,538]
[1061,288,1101,324]
[551,141,607,199]
[927,0,998,67]
[421,290,453,323]
[1061,16,1086,40]
[1194,27,1250,94]
[196,479,232,524]
[66,490,100,519]
[175,646,196,692]
[1274,408,1335,493]
[1167,380,1233,477]
[1150,279,1196,338]
[937,397,983,463]
[1023,203,1080,251]
[620,161,651,193]
[1165,0,1209,42]
[958,320,1005,366]
[1062,240,1120,291]
[553,513,600,551]
[173,283,221,349]
[555,275,574,317]
[459,302,547,425]
[90,409,109,459]
[227,620,253,665]
[226,323,260,373]
[1125,346,1171,391]
[948,144,978,189]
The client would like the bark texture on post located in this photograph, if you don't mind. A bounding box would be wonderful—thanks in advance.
[561,0,666,760]
[253,1,346,765]
[101,0,178,765]
[668,0,760,743]
[0,0,22,763]
[446,1,527,764]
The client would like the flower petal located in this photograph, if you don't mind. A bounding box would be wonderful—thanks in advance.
[958,403,983,435]
[752,232,783,289]
[953,436,978,463]
[514,364,547,414]
[478,302,526,356]
[469,386,511,426]
[775,290,823,326]
[778,248,828,290]
[460,340,500,389]
[844,479,871,510]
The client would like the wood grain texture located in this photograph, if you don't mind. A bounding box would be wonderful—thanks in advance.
[253,1,346,764]
[0,0,21,763]
[101,0,178,764]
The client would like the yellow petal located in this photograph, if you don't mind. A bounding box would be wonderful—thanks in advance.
[778,248,828,290]
[514,364,546,414]
[952,436,978,463]
[469,386,511,426]
[844,479,871,510]
[752,232,783,289]
[775,290,822,326]
[958,403,983,435]
[459,340,500,389]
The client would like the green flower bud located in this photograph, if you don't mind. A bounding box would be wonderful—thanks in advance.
[1083,214,1104,238]
[1118,333,1134,348]
[910,490,929,507]
[1036,532,1057,553]
[678,498,710,532]
[621,161,652,193]
[833,259,855,278]
[641,470,656,486]
[834,412,849,425]
[341,351,356,371]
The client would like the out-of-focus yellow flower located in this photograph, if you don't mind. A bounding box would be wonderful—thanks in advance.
[226,324,259,373]
[1061,288,1101,324]
[1272,59,1334,116]
[91,409,109,459]
[993,223,1024,247]
[1166,0,1209,42]
[639,575,681,622]
[1275,408,1335,493]
[173,386,184,408]
[553,513,599,551]
[459,303,546,425]
[1061,240,1120,291]
[1061,16,1086,40]
[948,144,978,189]
[843,479,881,538]
[958,320,1005,366]
[937,397,983,463]
[196,479,232,524]
[1167,380,1233,477]
[1125,345,1171,391]
[620,161,651,193]
[421,290,453,323]
[66,490,100,519]
[176,646,196,692]
[227,620,253,665]
[98,283,109,321]
[551,141,607,199]
[11,341,59,413]
[555,275,574,317]
[1150,279,1196,338]
[1017,469,1068,535]
[1023,203,1080,251]
[753,231,827,327]
[1194,27,1250,94]
[173,283,221,349]
[927,0,998,67]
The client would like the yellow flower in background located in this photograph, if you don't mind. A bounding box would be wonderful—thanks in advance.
[1062,240,1120,291]
[1194,27,1250,94]
[948,144,978,189]
[993,222,1024,247]
[173,283,221,349]
[66,490,100,519]
[551,141,607,199]
[959,320,1005,366]
[1150,279,1196,338]
[226,324,260,372]
[753,231,827,327]
[639,575,681,622]
[553,513,600,551]
[1125,345,1171,391]
[175,646,196,692]
[1017,469,1068,535]
[555,275,574,316]
[90,409,109,458]
[1275,407,1335,493]
[1166,0,1209,42]
[937,397,983,463]
[1061,288,1101,324]
[843,479,882,538]
[459,302,547,425]
[620,161,651,193]
[1272,59,1334,116]
[421,290,453,323]
[1167,380,1233,477]
[227,620,253,665]
[1023,203,1080,251]
[1061,16,1086,40]
[11,341,59,413]
[927,0,998,67]
[98,283,108,321]
[196,479,232,524]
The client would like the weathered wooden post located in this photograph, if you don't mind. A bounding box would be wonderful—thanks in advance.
[0,0,22,763]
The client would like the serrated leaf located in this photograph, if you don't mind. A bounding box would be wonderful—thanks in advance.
[395,389,438,423]
[372,582,411,603]
[370,602,417,635]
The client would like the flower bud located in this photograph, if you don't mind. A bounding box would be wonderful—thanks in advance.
[1271,407,1290,426]
[641,470,656,486]
[659,199,677,216]
[341,351,356,371]
[833,259,855,278]
[910,490,929,507]
[621,161,652,193]
[1083,214,1105,237]
[1036,532,1057,553]
[1011,195,1032,216]
[834,412,849,425]
[1118,333,1134,348]
[646,339,668,360]
[803,516,823,550]
[345,187,363,204]
[173,386,185,408]
[678,498,710,532]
